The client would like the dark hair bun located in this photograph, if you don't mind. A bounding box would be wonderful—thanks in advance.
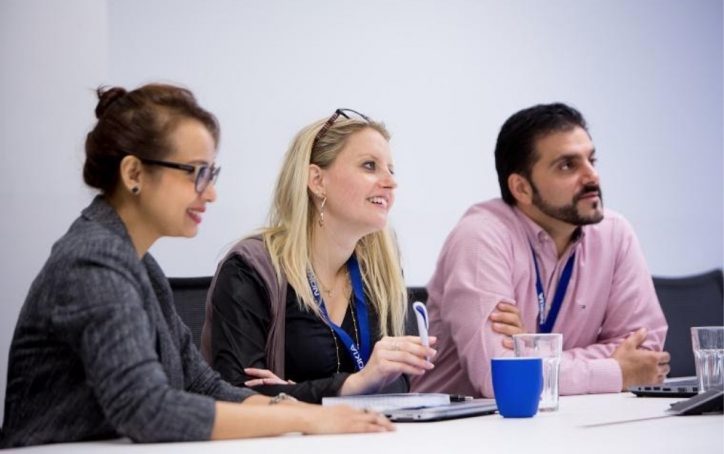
[95,86,127,119]
[84,82,219,194]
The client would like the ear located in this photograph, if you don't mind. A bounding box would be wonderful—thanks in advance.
[119,155,144,194]
[307,163,326,198]
[508,173,534,206]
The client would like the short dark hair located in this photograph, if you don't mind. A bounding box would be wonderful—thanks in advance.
[83,83,219,194]
[494,103,588,205]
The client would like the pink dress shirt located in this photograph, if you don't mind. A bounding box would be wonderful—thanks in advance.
[411,199,667,397]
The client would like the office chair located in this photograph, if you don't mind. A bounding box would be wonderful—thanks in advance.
[167,276,213,349]
[653,269,723,377]
[407,286,429,305]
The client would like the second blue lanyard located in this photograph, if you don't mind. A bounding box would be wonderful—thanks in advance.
[308,255,371,371]
[531,245,576,334]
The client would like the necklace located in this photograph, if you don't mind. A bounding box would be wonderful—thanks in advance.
[317,279,334,297]
[349,298,360,347]
[315,268,349,298]
[327,293,359,373]
[308,265,360,373]
[326,324,341,372]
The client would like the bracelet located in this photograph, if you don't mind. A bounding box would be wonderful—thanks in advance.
[269,392,295,405]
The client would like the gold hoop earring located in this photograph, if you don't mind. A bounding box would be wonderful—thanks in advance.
[318,195,327,227]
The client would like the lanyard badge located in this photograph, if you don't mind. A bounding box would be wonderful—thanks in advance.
[530,245,576,334]
[308,255,371,371]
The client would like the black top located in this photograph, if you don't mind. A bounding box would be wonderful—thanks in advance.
[209,255,408,403]
[1,197,253,448]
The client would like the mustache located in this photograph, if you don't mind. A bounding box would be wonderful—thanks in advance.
[574,184,601,202]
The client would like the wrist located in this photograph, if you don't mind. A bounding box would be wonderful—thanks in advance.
[340,371,367,396]
[269,392,296,405]
[242,394,273,406]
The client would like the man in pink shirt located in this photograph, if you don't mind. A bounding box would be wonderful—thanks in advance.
[411,103,669,397]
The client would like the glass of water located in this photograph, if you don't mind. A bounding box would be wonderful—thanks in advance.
[691,326,724,393]
[513,333,563,411]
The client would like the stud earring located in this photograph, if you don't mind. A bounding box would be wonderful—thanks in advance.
[318,195,327,227]
[131,186,140,195]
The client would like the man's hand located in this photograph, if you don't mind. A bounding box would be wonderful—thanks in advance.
[612,328,670,390]
[489,301,525,349]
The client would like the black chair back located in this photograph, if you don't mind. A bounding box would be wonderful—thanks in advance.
[654,269,723,377]
[168,276,213,349]
[407,287,429,305]
[405,287,428,336]
[167,280,430,345]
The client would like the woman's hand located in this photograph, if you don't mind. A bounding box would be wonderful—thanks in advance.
[303,405,395,434]
[244,367,296,387]
[212,400,393,439]
[489,301,525,349]
[340,336,437,395]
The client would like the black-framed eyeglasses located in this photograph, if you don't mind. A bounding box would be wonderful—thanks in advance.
[313,108,370,147]
[138,157,221,194]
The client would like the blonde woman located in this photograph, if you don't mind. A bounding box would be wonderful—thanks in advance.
[202,109,437,403]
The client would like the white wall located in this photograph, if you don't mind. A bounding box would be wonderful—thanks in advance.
[0,0,109,424]
[1,0,722,423]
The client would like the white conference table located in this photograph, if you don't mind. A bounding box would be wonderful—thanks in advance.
[6,393,723,453]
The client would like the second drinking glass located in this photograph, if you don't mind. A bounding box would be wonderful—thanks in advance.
[513,333,563,411]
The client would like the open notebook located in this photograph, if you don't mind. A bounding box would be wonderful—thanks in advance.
[322,393,451,412]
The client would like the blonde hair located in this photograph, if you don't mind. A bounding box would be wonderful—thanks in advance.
[261,115,407,337]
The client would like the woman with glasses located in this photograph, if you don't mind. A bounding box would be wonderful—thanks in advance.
[0,89,392,448]
[201,109,438,403]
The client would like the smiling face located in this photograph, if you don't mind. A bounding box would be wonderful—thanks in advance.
[310,127,397,239]
[138,118,218,240]
[515,126,603,231]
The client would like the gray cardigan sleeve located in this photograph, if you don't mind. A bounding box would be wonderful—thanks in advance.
[50,250,223,442]
[171,304,256,403]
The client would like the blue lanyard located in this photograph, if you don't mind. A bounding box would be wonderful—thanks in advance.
[530,245,576,334]
[307,255,371,371]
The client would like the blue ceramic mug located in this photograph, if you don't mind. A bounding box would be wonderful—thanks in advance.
[491,357,543,418]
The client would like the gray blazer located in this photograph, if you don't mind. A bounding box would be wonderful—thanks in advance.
[1,196,254,448]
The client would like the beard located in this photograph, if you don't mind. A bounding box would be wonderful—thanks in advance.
[531,182,604,226]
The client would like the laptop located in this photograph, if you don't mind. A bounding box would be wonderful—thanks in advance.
[384,398,497,422]
[628,376,699,398]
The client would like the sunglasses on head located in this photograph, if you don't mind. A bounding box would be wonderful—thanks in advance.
[313,108,370,147]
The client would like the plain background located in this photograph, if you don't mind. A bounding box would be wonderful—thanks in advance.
[1,0,722,423]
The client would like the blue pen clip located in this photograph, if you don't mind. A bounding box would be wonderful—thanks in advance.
[413,302,430,358]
